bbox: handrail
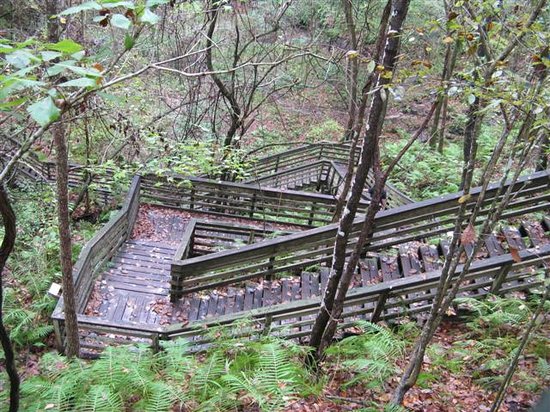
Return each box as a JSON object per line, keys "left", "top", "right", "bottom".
{"left": 252, "top": 143, "right": 413, "bottom": 206}
{"left": 170, "top": 170, "right": 549, "bottom": 298}
{"left": 165, "top": 244, "right": 550, "bottom": 340}
{"left": 52, "top": 175, "right": 141, "bottom": 334}
{"left": 140, "top": 173, "right": 367, "bottom": 227}
{"left": 52, "top": 243, "right": 550, "bottom": 348}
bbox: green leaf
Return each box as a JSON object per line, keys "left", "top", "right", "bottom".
{"left": 146, "top": 0, "right": 170, "bottom": 6}
{"left": 467, "top": 94, "right": 476, "bottom": 105}
{"left": 71, "top": 50, "right": 86, "bottom": 61}
{"left": 58, "top": 78, "right": 97, "bottom": 88}
{"left": 140, "top": 8, "right": 159, "bottom": 24}
{"left": 47, "top": 39, "right": 83, "bottom": 54}
{"left": 45, "top": 60, "right": 77, "bottom": 77}
{"left": 366, "top": 60, "right": 376, "bottom": 74}
{"left": 41, "top": 51, "right": 63, "bottom": 61}
{"left": 102, "top": 1, "right": 136, "bottom": 9}
{"left": 124, "top": 33, "right": 135, "bottom": 50}
{"left": 110, "top": 13, "right": 132, "bottom": 29}
{"left": 59, "top": 1, "right": 102, "bottom": 15}
{"left": 27, "top": 97, "right": 60, "bottom": 126}
{"left": 5, "top": 50, "right": 36, "bottom": 69}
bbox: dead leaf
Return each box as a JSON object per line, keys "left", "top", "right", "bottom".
{"left": 510, "top": 247, "right": 522, "bottom": 263}
{"left": 461, "top": 223, "right": 476, "bottom": 245}
{"left": 458, "top": 193, "right": 472, "bottom": 204}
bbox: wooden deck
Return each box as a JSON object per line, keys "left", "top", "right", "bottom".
{"left": 85, "top": 211, "right": 550, "bottom": 334}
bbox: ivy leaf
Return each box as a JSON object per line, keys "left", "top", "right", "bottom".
{"left": 27, "top": 97, "right": 61, "bottom": 126}
{"left": 58, "top": 78, "right": 97, "bottom": 88}
{"left": 110, "top": 13, "right": 132, "bottom": 29}
{"left": 47, "top": 39, "right": 83, "bottom": 54}
{"left": 59, "top": 1, "right": 102, "bottom": 15}
{"left": 140, "top": 8, "right": 160, "bottom": 24}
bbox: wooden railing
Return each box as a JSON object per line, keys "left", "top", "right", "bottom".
{"left": 173, "top": 218, "right": 293, "bottom": 260}
{"left": 167, "top": 244, "right": 549, "bottom": 343}
{"left": 51, "top": 176, "right": 141, "bottom": 350}
{"left": 170, "top": 170, "right": 550, "bottom": 299}
{"left": 51, "top": 243, "right": 550, "bottom": 352}
{"left": 252, "top": 143, "right": 414, "bottom": 207}
{"left": 1, "top": 141, "right": 116, "bottom": 204}
{"left": 140, "top": 174, "right": 366, "bottom": 227}
{"left": 245, "top": 160, "right": 342, "bottom": 194}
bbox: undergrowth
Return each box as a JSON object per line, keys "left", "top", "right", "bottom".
{"left": 5, "top": 334, "right": 318, "bottom": 412}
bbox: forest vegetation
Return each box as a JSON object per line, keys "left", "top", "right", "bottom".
{"left": 0, "top": 0, "right": 549, "bottom": 411}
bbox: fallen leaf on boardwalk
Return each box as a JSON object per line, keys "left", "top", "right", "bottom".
{"left": 510, "top": 247, "right": 521, "bottom": 263}
{"left": 458, "top": 193, "right": 472, "bottom": 204}
{"left": 461, "top": 223, "right": 476, "bottom": 245}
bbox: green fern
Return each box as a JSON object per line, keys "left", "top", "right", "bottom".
{"left": 76, "top": 385, "right": 124, "bottom": 412}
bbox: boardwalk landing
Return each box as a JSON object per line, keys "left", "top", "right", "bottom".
{"left": 85, "top": 206, "right": 550, "bottom": 337}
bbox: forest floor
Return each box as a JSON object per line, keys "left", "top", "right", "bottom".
{"left": 286, "top": 313, "right": 549, "bottom": 412}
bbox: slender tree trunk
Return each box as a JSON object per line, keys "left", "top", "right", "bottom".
{"left": 341, "top": 0, "right": 359, "bottom": 142}
{"left": 309, "top": 0, "right": 411, "bottom": 357}
{"left": 53, "top": 122, "right": 80, "bottom": 358}
{"left": 0, "top": 185, "right": 19, "bottom": 412}
{"left": 332, "top": 0, "right": 392, "bottom": 221}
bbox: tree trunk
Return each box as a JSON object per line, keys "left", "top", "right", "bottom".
{"left": 332, "top": 0, "right": 392, "bottom": 221}
{"left": 0, "top": 185, "right": 20, "bottom": 412}
{"left": 53, "top": 122, "right": 80, "bottom": 358}
{"left": 309, "top": 0, "right": 411, "bottom": 357}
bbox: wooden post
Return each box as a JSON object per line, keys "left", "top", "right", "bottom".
{"left": 308, "top": 202, "right": 316, "bottom": 226}
{"left": 151, "top": 333, "right": 161, "bottom": 353}
{"left": 267, "top": 256, "right": 275, "bottom": 281}
{"left": 250, "top": 193, "right": 256, "bottom": 218}
{"left": 490, "top": 265, "right": 512, "bottom": 294}
{"left": 53, "top": 319, "right": 65, "bottom": 353}
{"left": 190, "top": 188, "right": 195, "bottom": 210}
{"left": 371, "top": 291, "right": 389, "bottom": 323}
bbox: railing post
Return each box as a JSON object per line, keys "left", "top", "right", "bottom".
{"left": 190, "top": 188, "right": 195, "bottom": 210}
{"left": 250, "top": 193, "right": 256, "bottom": 218}
{"left": 274, "top": 156, "right": 280, "bottom": 173}
{"left": 53, "top": 319, "right": 65, "bottom": 353}
{"left": 308, "top": 202, "right": 316, "bottom": 226}
{"left": 490, "top": 265, "right": 512, "bottom": 294}
{"left": 371, "top": 291, "right": 389, "bottom": 323}
{"left": 267, "top": 256, "right": 275, "bottom": 281}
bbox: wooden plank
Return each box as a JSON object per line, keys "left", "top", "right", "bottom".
{"left": 301, "top": 272, "right": 311, "bottom": 299}
{"left": 310, "top": 273, "right": 320, "bottom": 297}
{"left": 281, "top": 279, "right": 292, "bottom": 303}
{"left": 243, "top": 287, "right": 254, "bottom": 311}
{"left": 320, "top": 268, "right": 329, "bottom": 293}
{"left": 262, "top": 282, "right": 273, "bottom": 307}
{"left": 215, "top": 296, "right": 227, "bottom": 316}
{"left": 502, "top": 227, "right": 527, "bottom": 250}
{"left": 198, "top": 298, "right": 209, "bottom": 320}
{"left": 206, "top": 294, "right": 218, "bottom": 318}
{"left": 380, "top": 255, "right": 400, "bottom": 282}
{"left": 419, "top": 244, "right": 441, "bottom": 272}
{"left": 359, "top": 257, "right": 379, "bottom": 285}
{"left": 111, "top": 295, "right": 129, "bottom": 322}
{"left": 521, "top": 221, "right": 547, "bottom": 247}
{"left": 188, "top": 297, "right": 201, "bottom": 322}
{"left": 235, "top": 292, "right": 245, "bottom": 313}
{"left": 225, "top": 290, "right": 237, "bottom": 315}
{"left": 252, "top": 288, "right": 263, "bottom": 309}
{"left": 484, "top": 233, "right": 505, "bottom": 257}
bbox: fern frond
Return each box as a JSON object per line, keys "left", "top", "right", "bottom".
{"left": 76, "top": 384, "right": 123, "bottom": 412}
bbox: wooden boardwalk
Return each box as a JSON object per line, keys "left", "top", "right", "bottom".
{"left": 86, "top": 213, "right": 550, "bottom": 332}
